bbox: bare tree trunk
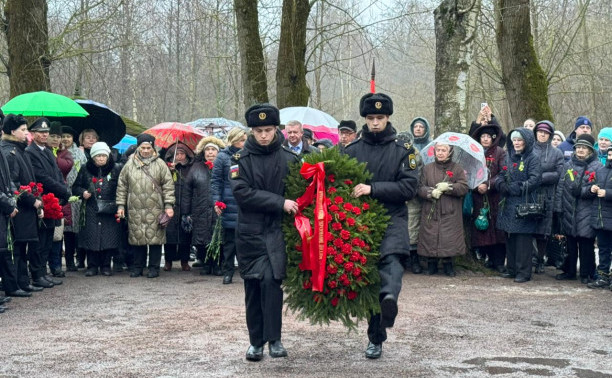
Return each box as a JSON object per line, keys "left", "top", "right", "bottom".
{"left": 119, "top": 0, "right": 133, "bottom": 116}
{"left": 578, "top": 0, "right": 597, "bottom": 124}
{"left": 496, "top": 0, "right": 553, "bottom": 124}
{"left": 276, "top": 0, "right": 311, "bottom": 109}
{"left": 73, "top": 0, "right": 88, "bottom": 98}
{"left": 4, "top": 0, "right": 51, "bottom": 97}
{"left": 234, "top": 0, "right": 268, "bottom": 107}
{"left": 434, "top": 0, "right": 481, "bottom": 134}
{"left": 312, "top": 2, "right": 325, "bottom": 109}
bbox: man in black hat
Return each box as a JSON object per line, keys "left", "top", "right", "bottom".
{"left": 25, "top": 118, "right": 71, "bottom": 287}
{"left": 338, "top": 120, "right": 357, "bottom": 150}
{"left": 230, "top": 103, "right": 300, "bottom": 361}
{"left": 345, "top": 93, "right": 418, "bottom": 359}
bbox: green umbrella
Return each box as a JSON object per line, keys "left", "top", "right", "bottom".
{"left": 1, "top": 91, "right": 89, "bottom": 117}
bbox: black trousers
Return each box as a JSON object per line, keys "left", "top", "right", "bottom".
{"left": 506, "top": 233, "right": 533, "bottom": 280}
{"left": 244, "top": 263, "right": 283, "bottom": 347}
{"left": 222, "top": 228, "right": 236, "bottom": 276}
{"left": 64, "top": 231, "right": 77, "bottom": 266}
{"left": 0, "top": 248, "right": 19, "bottom": 294}
{"left": 164, "top": 243, "right": 190, "bottom": 263}
{"left": 86, "top": 249, "right": 113, "bottom": 271}
{"left": 368, "top": 254, "right": 404, "bottom": 345}
{"left": 132, "top": 245, "right": 162, "bottom": 272}
{"left": 36, "top": 227, "right": 54, "bottom": 278}
{"left": 15, "top": 241, "right": 38, "bottom": 286}
{"left": 562, "top": 236, "right": 596, "bottom": 279}
{"left": 480, "top": 243, "right": 506, "bottom": 268}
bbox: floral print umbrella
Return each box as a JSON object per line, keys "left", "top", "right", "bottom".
{"left": 143, "top": 122, "right": 206, "bottom": 151}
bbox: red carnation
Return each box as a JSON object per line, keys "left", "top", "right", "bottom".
{"left": 351, "top": 238, "right": 361, "bottom": 247}
{"left": 96, "top": 188, "right": 101, "bottom": 193}
{"left": 205, "top": 161, "right": 213, "bottom": 169}
{"left": 350, "top": 251, "right": 361, "bottom": 262}
{"left": 329, "top": 205, "right": 340, "bottom": 213}
{"left": 92, "top": 177, "right": 98, "bottom": 183}
{"left": 360, "top": 255, "right": 367, "bottom": 264}
{"left": 585, "top": 171, "right": 589, "bottom": 175}
{"left": 98, "top": 178, "right": 103, "bottom": 183}
{"left": 326, "top": 246, "right": 336, "bottom": 256}
{"left": 333, "top": 238, "right": 344, "bottom": 248}
{"left": 341, "top": 244, "right": 352, "bottom": 254}
{"left": 328, "top": 187, "right": 337, "bottom": 194}
{"left": 327, "top": 174, "right": 335, "bottom": 183}
{"left": 502, "top": 166, "right": 508, "bottom": 171}
{"left": 346, "top": 218, "right": 356, "bottom": 226}
{"left": 343, "top": 202, "right": 353, "bottom": 211}
{"left": 339, "top": 273, "right": 348, "bottom": 282}
{"left": 352, "top": 207, "right": 361, "bottom": 215}
{"left": 334, "top": 196, "right": 343, "bottom": 204}
{"left": 313, "top": 295, "right": 322, "bottom": 303}
{"left": 343, "top": 262, "right": 354, "bottom": 272}
{"left": 340, "top": 229, "right": 350, "bottom": 240}
{"left": 352, "top": 267, "right": 362, "bottom": 277}
{"left": 326, "top": 265, "right": 338, "bottom": 275}
{"left": 332, "top": 222, "right": 342, "bottom": 231}
{"left": 334, "top": 254, "right": 345, "bottom": 264}
{"left": 215, "top": 201, "right": 227, "bottom": 209}
{"left": 328, "top": 280, "right": 338, "bottom": 289}
{"left": 513, "top": 163, "right": 518, "bottom": 168}
{"left": 347, "top": 291, "right": 357, "bottom": 300}
{"left": 446, "top": 170, "right": 454, "bottom": 178}
{"left": 338, "top": 211, "right": 346, "bottom": 221}
{"left": 362, "top": 203, "right": 370, "bottom": 211}
{"left": 331, "top": 297, "right": 339, "bottom": 307}
{"left": 344, "top": 179, "right": 353, "bottom": 185}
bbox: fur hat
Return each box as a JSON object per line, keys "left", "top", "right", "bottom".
{"left": 574, "top": 116, "right": 592, "bottom": 130}
{"left": 29, "top": 117, "right": 51, "bottom": 132}
{"left": 313, "top": 138, "right": 333, "bottom": 149}
{"left": 137, "top": 133, "right": 155, "bottom": 147}
{"left": 359, "top": 93, "right": 393, "bottom": 117}
{"left": 574, "top": 134, "right": 595, "bottom": 152}
{"left": 49, "top": 121, "right": 63, "bottom": 136}
{"left": 244, "top": 103, "right": 280, "bottom": 127}
{"left": 195, "top": 136, "right": 225, "bottom": 155}
{"left": 90, "top": 142, "right": 111, "bottom": 158}
{"left": 2, "top": 114, "right": 27, "bottom": 134}
{"left": 303, "top": 128, "right": 314, "bottom": 140}
{"left": 338, "top": 120, "right": 357, "bottom": 133}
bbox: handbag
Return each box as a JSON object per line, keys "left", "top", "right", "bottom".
{"left": 463, "top": 190, "right": 473, "bottom": 217}
{"left": 53, "top": 219, "right": 64, "bottom": 242}
{"left": 96, "top": 199, "right": 118, "bottom": 214}
{"left": 546, "top": 235, "right": 567, "bottom": 268}
{"left": 141, "top": 164, "right": 173, "bottom": 228}
{"left": 474, "top": 195, "right": 490, "bottom": 231}
{"left": 515, "top": 183, "right": 545, "bottom": 219}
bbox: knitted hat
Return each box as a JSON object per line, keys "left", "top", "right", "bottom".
{"left": 574, "top": 134, "right": 595, "bottom": 152}
{"left": 137, "top": 133, "right": 155, "bottom": 147}
{"left": 338, "top": 120, "right": 357, "bottom": 132}
{"left": 29, "top": 117, "right": 51, "bottom": 132}
{"left": 535, "top": 120, "right": 554, "bottom": 135}
{"left": 553, "top": 130, "right": 565, "bottom": 142}
{"left": 2, "top": 114, "right": 27, "bottom": 134}
{"left": 244, "top": 103, "right": 280, "bottom": 127}
{"left": 49, "top": 121, "right": 63, "bottom": 136}
{"left": 90, "top": 142, "right": 111, "bottom": 158}
{"left": 359, "top": 93, "right": 393, "bottom": 117}
{"left": 574, "top": 116, "right": 592, "bottom": 129}
{"left": 598, "top": 127, "right": 612, "bottom": 142}
{"left": 510, "top": 131, "right": 523, "bottom": 140}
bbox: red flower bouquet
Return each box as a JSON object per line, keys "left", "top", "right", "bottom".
{"left": 42, "top": 193, "right": 63, "bottom": 220}
{"left": 283, "top": 148, "right": 389, "bottom": 330}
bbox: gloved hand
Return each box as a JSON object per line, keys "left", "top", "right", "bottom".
{"left": 509, "top": 182, "right": 521, "bottom": 196}
{"left": 435, "top": 182, "right": 453, "bottom": 192}
{"left": 431, "top": 188, "right": 443, "bottom": 199}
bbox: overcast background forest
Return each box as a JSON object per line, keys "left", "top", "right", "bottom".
{"left": 0, "top": 0, "right": 610, "bottom": 137}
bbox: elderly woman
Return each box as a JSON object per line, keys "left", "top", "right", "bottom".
{"left": 555, "top": 134, "right": 602, "bottom": 283}
{"left": 72, "top": 142, "right": 122, "bottom": 276}
{"left": 417, "top": 143, "right": 469, "bottom": 276}
{"left": 495, "top": 128, "right": 542, "bottom": 283}
{"left": 468, "top": 120, "right": 507, "bottom": 272}
{"left": 79, "top": 128, "right": 99, "bottom": 160}
{"left": 185, "top": 136, "right": 225, "bottom": 275}
{"left": 211, "top": 127, "right": 248, "bottom": 284}
{"left": 531, "top": 121, "right": 564, "bottom": 273}
{"left": 163, "top": 142, "right": 194, "bottom": 272}
{"left": 116, "top": 134, "right": 175, "bottom": 278}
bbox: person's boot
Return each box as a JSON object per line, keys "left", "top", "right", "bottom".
{"left": 181, "top": 261, "right": 191, "bottom": 271}
{"left": 101, "top": 267, "right": 112, "bottom": 276}
{"left": 65, "top": 255, "right": 77, "bottom": 272}
{"left": 163, "top": 260, "right": 172, "bottom": 271}
{"left": 213, "top": 264, "right": 223, "bottom": 276}
{"left": 426, "top": 258, "right": 438, "bottom": 275}
{"left": 587, "top": 276, "right": 609, "bottom": 289}
{"left": 443, "top": 259, "right": 456, "bottom": 277}
{"left": 192, "top": 259, "right": 204, "bottom": 268}
{"left": 410, "top": 253, "right": 422, "bottom": 274}
{"left": 200, "top": 265, "right": 212, "bottom": 276}
{"left": 51, "top": 268, "right": 65, "bottom": 278}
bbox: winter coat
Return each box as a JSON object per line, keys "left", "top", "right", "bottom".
{"left": 494, "top": 128, "right": 542, "bottom": 234}
{"left": 211, "top": 146, "right": 240, "bottom": 230}
{"left": 231, "top": 130, "right": 300, "bottom": 280}
{"left": 591, "top": 159, "right": 612, "bottom": 231}
{"left": 532, "top": 139, "right": 564, "bottom": 236}
{"left": 282, "top": 137, "right": 318, "bottom": 156}
{"left": 53, "top": 148, "right": 75, "bottom": 229}
{"left": 182, "top": 156, "right": 214, "bottom": 247}
{"left": 0, "top": 138, "right": 40, "bottom": 242}
{"left": 163, "top": 143, "right": 194, "bottom": 245}
{"left": 410, "top": 117, "right": 431, "bottom": 152}
{"left": 116, "top": 151, "right": 175, "bottom": 246}
{"left": 554, "top": 153, "right": 602, "bottom": 238}
{"left": 468, "top": 122, "right": 507, "bottom": 247}
{"left": 0, "top": 148, "right": 17, "bottom": 251}
{"left": 345, "top": 122, "right": 419, "bottom": 257}
{"left": 558, "top": 133, "right": 576, "bottom": 161}
{"left": 72, "top": 158, "right": 122, "bottom": 251}
{"left": 64, "top": 143, "right": 87, "bottom": 232}
{"left": 417, "top": 160, "right": 469, "bottom": 257}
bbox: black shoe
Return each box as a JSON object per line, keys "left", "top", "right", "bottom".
{"left": 555, "top": 273, "right": 576, "bottom": 281}
{"left": 223, "top": 275, "right": 233, "bottom": 284}
{"left": 200, "top": 266, "right": 212, "bottom": 276}
{"left": 514, "top": 276, "right": 530, "bottom": 283}
{"left": 587, "top": 278, "right": 610, "bottom": 289}
{"left": 0, "top": 306, "right": 5, "bottom": 313}
{"left": 130, "top": 270, "right": 143, "bottom": 278}
{"left": 365, "top": 342, "right": 382, "bottom": 359}
{"left": 66, "top": 265, "right": 78, "bottom": 272}
{"left": 443, "top": 262, "right": 456, "bottom": 277}
{"left": 0, "top": 296, "right": 11, "bottom": 304}
{"left": 534, "top": 263, "right": 545, "bottom": 274}
{"left": 21, "top": 285, "right": 43, "bottom": 292}
{"left": 426, "top": 261, "right": 438, "bottom": 275}
{"left": 101, "top": 268, "right": 112, "bottom": 276}
{"left": 7, "top": 289, "right": 32, "bottom": 298}
{"left": 411, "top": 254, "right": 423, "bottom": 274}
{"left": 45, "top": 276, "right": 62, "bottom": 285}
{"left": 213, "top": 266, "right": 223, "bottom": 276}
{"left": 501, "top": 272, "right": 516, "bottom": 279}
{"left": 380, "top": 294, "right": 398, "bottom": 328}
{"left": 246, "top": 345, "right": 264, "bottom": 361}
{"left": 77, "top": 262, "right": 85, "bottom": 269}
{"left": 85, "top": 269, "right": 98, "bottom": 277}
{"left": 268, "top": 340, "right": 287, "bottom": 358}
{"left": 32, "top": 278, "right": 53, "bottom": 288}
{"left": 147, "top": 270, "right": 159, "bottom": 278}
{"left": 192, "top": 259, "right": 204, "bottom": 268}
{"left": 51, "top": 269, "right": 65, "bottom": 278}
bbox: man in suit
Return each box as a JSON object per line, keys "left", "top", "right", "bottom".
{"left": 25, "top": 118, "right": 71, "bottom": 286}
{"left": 282, "top": 120, "right": 318, "bottom": 156}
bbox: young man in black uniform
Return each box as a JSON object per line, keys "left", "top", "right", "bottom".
{"left": 230, "top": 104, "right": 300, "bottom": 361}
{"left": 345, "top": 93, "right": 419, "bottom": 359}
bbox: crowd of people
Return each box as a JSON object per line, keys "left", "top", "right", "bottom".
{"left": 0, "top": 95, "right": 610, "bottom": 362}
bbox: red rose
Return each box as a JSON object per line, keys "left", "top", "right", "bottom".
{"left": 346, "top": 218, "right": 356, "bottom": 226}
{"left": 205, "top": 161, "right": 213, "bottom": 169}
{"left": 341, "top": 244, "right": 352, "bottom": 254}
{"left": 92, "top": 177, "right": 98, "bottom": 183}
{"left": 502, "top": 166, "right": 508, "bottom": 171}
{"left": 331, "top": 297, "right": 339, "bottom": 307}
{"left": 96, "top": 188, "right": 101, "bottom": 193}
{"left": 347, "top": 291, "right": 357, "bottom": 300}
{"left": 340, "top": 229, "right": 350, "bottom": 240}
{"left": 326, "top": 265, "right": 338, "bottom": 275}
{"left": 343, "top": 202, "right": 353, "bottom": 211}
{"left": 446, "top": 170, "right": 454, "bottom": 178}
{"left": 344, "top": 179, "right": 353, "bottom": 185}
{"left": 351, "top": 207, "right": 361, "bottom": 215}
{"left": 329, "top": 205, "right": 340, "bottom": 213}
{"left": 352, "top": 267, "right": 362, "bottom": 277}
{"left": 338, "top": 211, "right": 346, "bottom": 221}
{"left": 332, "top": 222, "right": 342, "bottom": 231}
{"left": 327, "top": 174, "right": 335, "bottom": 183}
{"left": 513, "top": 163, "right": 518, "bottom": 168}
{"left": 328, "top": 280, "right": 338, "bottom": 289}
{"left": 362, "top": 203, "right": 370, "bottom": 211}
{"left": 334, "top": 254, "right": 345, "bottom": 264}
{"left": 585, "top": 171, "right": 589, "bottom": 175}
{"left": 334, "top": 196, "right": 343, "bottom": 204}
{"left": 339, "top": 273, "right": 348, "bottom": 282}
{"left": 328, "top": 187, "right": 337, "bottom": 194}
{"left": 333, "top": 238, "right": 344, "bottom": 248}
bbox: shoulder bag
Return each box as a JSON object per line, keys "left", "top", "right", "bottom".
{"left": 515, "top": 182, "right": 545, "bottom": 219}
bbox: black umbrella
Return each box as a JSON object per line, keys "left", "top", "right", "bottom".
{"left": 50, "top": 99, "right": 126, "bottom": 146}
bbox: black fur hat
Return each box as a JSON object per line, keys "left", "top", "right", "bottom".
{"left": 359, "top": 93, "right": 393, "bottom": 117}
{"left": 244, "top": 103, "right": 280, "bottom": 127}
{"left": 2, "top": 114, "right": 28, "bottom": 134}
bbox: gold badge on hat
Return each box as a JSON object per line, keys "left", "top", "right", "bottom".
{"left": 259, "top": 112, "right": 267, "bottom": 120}
{"left": 375, "top": 101, "right": 382, "bottom": 109}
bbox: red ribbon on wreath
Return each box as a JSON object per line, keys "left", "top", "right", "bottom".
{"left": 294, "top": 162, "right": 329, "bottom": 292}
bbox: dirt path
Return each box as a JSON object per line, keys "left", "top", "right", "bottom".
{"left": 1, "top": 266, "right": 611, "bottom": 377}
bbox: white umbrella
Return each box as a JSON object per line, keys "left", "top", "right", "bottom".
{"left": 280, "top": 106, "right": 339, "bottom": 144}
